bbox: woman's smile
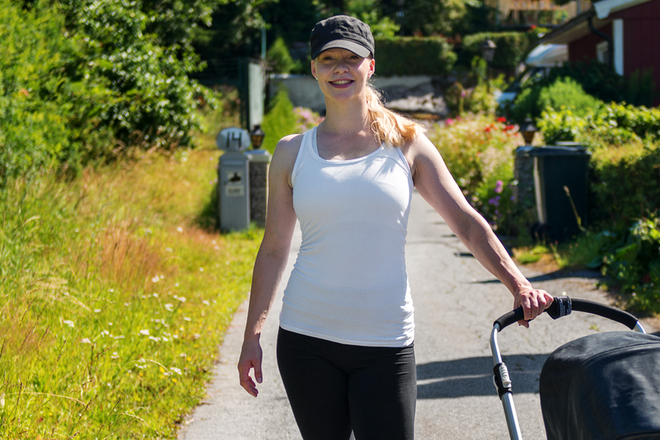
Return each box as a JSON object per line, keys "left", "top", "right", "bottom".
{"left": 328, "top": 79, "right": 354, "bottom": 88}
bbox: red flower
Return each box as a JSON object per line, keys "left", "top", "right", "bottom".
{"left": 497, "top": 117, "right": 506, "bottom": 123}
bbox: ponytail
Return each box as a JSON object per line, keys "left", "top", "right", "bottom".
{"left": 365, "top": 84, "right": 425, "bottom": 147}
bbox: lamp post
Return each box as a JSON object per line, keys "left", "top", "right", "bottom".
{"left": 249, "top": 124, "right": 265, "bottom": 149}
{"left": 522, "top": 118, "right": 537, "bottom": 145}
{"left": 481, "top": 39, "right": 497, "bottom": 92}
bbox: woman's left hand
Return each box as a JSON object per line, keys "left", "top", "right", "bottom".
{"left": 513, "top": 286, "right": 554, "bottom": 328}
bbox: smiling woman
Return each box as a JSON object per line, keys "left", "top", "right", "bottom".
{"left": 237, "top": 14, "right": 553, "bottom": 440}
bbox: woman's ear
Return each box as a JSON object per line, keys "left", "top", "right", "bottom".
{"left": 311, "top": 60, "right": 317, "bottom": 79}
{"left": 369, "top": 58, "right": 375, "bottom": 78}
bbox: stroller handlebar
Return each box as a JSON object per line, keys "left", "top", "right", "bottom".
{"left": 494, "top": 296, "right": 640, "bottom": 331}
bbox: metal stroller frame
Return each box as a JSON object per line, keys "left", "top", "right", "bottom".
{"left": 490, "top": 296, "right": 647, "bottom": 440}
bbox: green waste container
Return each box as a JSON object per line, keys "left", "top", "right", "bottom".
{"left": 515, "top": 145, "right": 591, "bottom": 242}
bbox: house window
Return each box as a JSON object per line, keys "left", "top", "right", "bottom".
{"left": 596, "top": 41, "right": 609, "bottom": 65}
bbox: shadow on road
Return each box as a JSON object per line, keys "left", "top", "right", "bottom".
{"left": 416, "top": 354, "right": 550, "bottom": 399}
{"left": 472, "top": 269, "right": 603, "bottom": 285}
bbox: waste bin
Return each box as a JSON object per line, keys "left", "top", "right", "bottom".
{"left": 515, "top": 145, "right": 591, "bottom": 242}
{"left": 217, "top": 128, "right": 251, "bottom": 231}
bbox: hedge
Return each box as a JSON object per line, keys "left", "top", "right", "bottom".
{"left": 460, "top": 32, "right": 532, "bottom": 71}
{"left": 374, "top": 36, "right": 457, "bottom": 76}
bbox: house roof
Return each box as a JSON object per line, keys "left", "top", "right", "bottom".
{"left": 594, "top": 0, "right": 653, "bottom": 18}
{"left": 538, "top": 9, "right": 605, "bottom": 45}
{"left": 538, "top": 0, "right": 653, "bottom": 45}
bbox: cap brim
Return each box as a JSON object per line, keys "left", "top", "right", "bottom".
{"left": 312, "top": 40, "right": 371, "bottom": 59}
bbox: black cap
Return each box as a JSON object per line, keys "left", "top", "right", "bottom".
{"left": 310, "top": 15, "right": 375, "bottom": 60}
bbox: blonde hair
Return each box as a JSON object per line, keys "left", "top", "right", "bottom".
{"left": 365, "top": 84, "right": 425, "bottom": 147}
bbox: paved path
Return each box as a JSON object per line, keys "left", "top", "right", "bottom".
{"left": 178, "top": 191, "right": 658, "bottom": 440}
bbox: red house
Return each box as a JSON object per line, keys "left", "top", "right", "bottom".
{"left": 539, "top": 0, "right": 660, "bottom": 106}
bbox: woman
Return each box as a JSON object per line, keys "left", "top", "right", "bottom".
{"left": 238, "top": 15, "right": 553, "bottom": 440}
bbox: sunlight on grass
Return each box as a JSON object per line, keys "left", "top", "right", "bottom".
{"left": 0, "top": 148, "right": 262, "bottom": 437}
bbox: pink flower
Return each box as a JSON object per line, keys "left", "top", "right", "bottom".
{"left": 495, "top": 180, "right": 504, "bottom": 193}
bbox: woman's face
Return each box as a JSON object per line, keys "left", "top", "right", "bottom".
{"left": 311, "top": 48, "right": 375, "bottom": 102}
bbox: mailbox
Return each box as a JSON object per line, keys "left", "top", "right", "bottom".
{"left": 217, "top": 128, "right": 251, "bottom": 231}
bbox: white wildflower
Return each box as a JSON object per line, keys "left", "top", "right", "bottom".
{"left": 139, "top": 329, "right": 150, "bottom": 336}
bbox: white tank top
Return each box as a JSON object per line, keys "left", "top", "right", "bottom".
{"left": 280, "top": 127, "right": 415, "bottom": 347}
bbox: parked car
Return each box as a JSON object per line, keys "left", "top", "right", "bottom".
{"left": 495, "top": 44, "right": 568, "bottom": 108}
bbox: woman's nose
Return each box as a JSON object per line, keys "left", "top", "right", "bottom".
{"left": 333, "top": 60, "right": 349, "bottom": 73}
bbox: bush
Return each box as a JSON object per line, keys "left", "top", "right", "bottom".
{"left": 538, "top": 102, "right": 660, "bottom": 145}
{"left": 511, "top": 76, "right": 602, "bottom": 124}
{"left": 517, "top": 60, "right": 657, "bottom": 110}
{"left": 588, "top": 138, "right": 660, "bottom": 226}
{"left": 374, "top": 36, "right": 457, "bottom": 76}
{"left": 568, "top": 217, "right": 660, "bottom": 314}
{"left": 261, "top": 88, "right": 298, "bottom": 154}
{"left": 267, "top": 36, "right": 301, "bottom": 74}
{"left": 0, "top": 0, "right": 214, "bottom": 185}
{"left": 460, "top": 32, "right": 531, "bottom": 71}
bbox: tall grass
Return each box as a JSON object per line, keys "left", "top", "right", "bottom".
{"left": 0, "top": 147, "right": 262, "bottom": 437}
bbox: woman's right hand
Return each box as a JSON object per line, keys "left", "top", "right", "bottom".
{"left": 238, "top": 337, "right": 263, "bottom": 397}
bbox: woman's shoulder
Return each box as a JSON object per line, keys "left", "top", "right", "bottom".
{"left": 399, "top": 132, "right": 436, "bottom": 162}
{"left": 270, "top": 132, "right": 308, "bottom": 181}
{"left": 273, "top": 133, "right": 305, "bottom": 164}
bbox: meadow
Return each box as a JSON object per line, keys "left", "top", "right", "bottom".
{"left": 0, "top": 143, "right": 262, "bottom": 438}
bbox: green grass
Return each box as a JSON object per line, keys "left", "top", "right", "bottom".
{"left": 0, "top": 146, "right": 262, "bottom": 438}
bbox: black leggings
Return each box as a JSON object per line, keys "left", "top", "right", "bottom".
{"left": 276, "top": 328, "right": 416, "bottom": 440}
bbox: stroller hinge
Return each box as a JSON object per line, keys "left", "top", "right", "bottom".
{"left": 493, "top": 362, "right": 512, "bottom": 399}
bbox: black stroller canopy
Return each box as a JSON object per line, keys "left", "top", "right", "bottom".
{"left": 540, "top": 331, "right": 660, "bottom": 440}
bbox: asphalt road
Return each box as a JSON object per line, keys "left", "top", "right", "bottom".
{"left": 178, "top": 190, "right": 658, "bottom": 440}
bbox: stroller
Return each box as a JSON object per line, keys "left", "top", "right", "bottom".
{"left": 490, "top": 296, "right": 660, "bottom": 440}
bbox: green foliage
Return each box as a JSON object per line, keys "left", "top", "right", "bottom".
{"left": 0, "top": 149, "right": 262, "bottom": 437}
{"left": 267, "top": 36, "right": 301, "bottom": 74}
{"left": 0, "top": 0, "right": 98, "bottom": 183}
{"left": 513, "top": 76, "right": 602, "bottom": 125}
{"left": 58, "top": 0, "right": 210, "bottom": 150}
{"left": 398, "top": 0, "right": 470, "bottom": 36}
{"left": 0, "top": 0, "right": 216, "bottom": 185}
{"left": 194, "top": 0, "right": 271, "bottom": 61}
{"left": 461, "top": 31, "right": 531, "bottom": 71}
{"left": 538, "top": 102, "right": 660, "bottom": 145}
{"left": 444, "top": 58, "right": 505, "bottom": 116}
{"left": 345, "top": 0, "right": 401, "bottom": 38}
{"left": 568, "top": 217, "right": 660, "bottom": 314}
{"left": 536, "top": 108, "right": 589, "bottom": 144}
{"left": 588, "top": 138, "right": 660, "bottom": 226}
{"left": 517, "top": 60, "right": 657, "bottom": 110}
{"left": 261, "top": 88, "right": 298, "bottom": 154}
{"left": 374, "top": 36, "right": 457, "bottom": 76}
